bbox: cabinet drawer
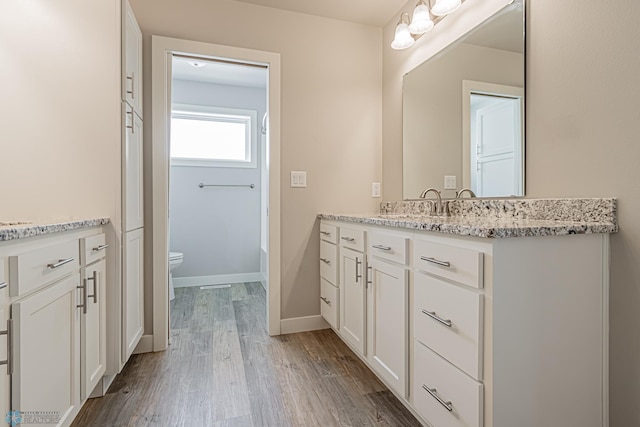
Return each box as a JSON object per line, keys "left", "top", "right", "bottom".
{"left": 80, "top": 233, "right": 108, "bottom": 266}
{"left": 320, "top": 278, "right": 339, "bottom": 330}
{"left": 368, "top": 231, "right": 408, "bottom": 265}
{"left": 9, "top": 239, "right": 79, "bottom": 297}
{"left": 413, "top": 341, "right": 483, "bottom": 427}
{"left": 320, "top": 240, "right": 338, "bottom": 285}
{"left": 414, "top": 273, "right": 483, "bottom": 380}
{"left": 320, "top": 223, "right": 338, "bottom": 244}
{"left": 414, "top": 239, "right": 483, "bottom": 289}
{"left": 339, "top": 227, "right": 365, "bottom": 252}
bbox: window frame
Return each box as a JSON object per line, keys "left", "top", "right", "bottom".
{"left": 170, "top": 103, "right": 258, "bottom": 168}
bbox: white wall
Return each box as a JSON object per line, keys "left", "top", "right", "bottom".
{"left": 131, "top": 0, "right": 382, "bottom": 322}
{"left": 169, "top": 80, "right": 266, "bottom": 279}
{"left": 383, "top": 0, "right": 640, "bottom": 425}
{"left": 0, "top": 1, "right": 120, "bottom": 225}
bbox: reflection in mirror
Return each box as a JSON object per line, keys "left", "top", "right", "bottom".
{"left": 403, "top": 0, "right": 524, "bottom": 199}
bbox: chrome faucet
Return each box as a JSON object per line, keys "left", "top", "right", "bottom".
{"left": 419, "top": 188, "right": 444, "bottom": 216}
{"left": 456, "top": 188, "right": 476, "bottom": 199}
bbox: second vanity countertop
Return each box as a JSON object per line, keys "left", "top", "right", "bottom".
{"left": 320, "top": 198, "right": 619, "bottom": 238}
{"left": 0, "top": 218, "right": 111, "bottom": 242}
{"left": 318, "top": 213, "right": 618, "bottom": 238}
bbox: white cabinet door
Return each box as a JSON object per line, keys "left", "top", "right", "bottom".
{"left": 123, "top": 102, "right": 144, "bottom": 232}
{"left": 123, "top": 229, "right": 144, "bottom": 363}
{"left": 122, "top": 0, "right": 142, "bottom": 115}
{"left": 80, "top": 259, "right": 107, "bottom": 400}
{"left": 367, "top": 258, "right": 408, "bottom": 397}
{"left": 0, "top": 265, "right": 9, "bottom": 425}
{"left": 12, "top": 274, "right": 80, "bottom": 427}
{"left": 339, "top": 247, "right": 366, "bottom": 355}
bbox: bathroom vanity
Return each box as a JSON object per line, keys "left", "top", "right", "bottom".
{"left": 0, "top": 219, "right": 110, "bottom": 426}
{"left": 319, "top": 198, "right": 617, "bottom": 427}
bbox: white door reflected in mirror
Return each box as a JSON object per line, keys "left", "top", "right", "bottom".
{"left": 462, "top": 81, "right": 524, "bottom": 197}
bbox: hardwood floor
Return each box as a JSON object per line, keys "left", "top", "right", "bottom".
{"left": 73, "top": 283, "right": 421, "bottom": 427}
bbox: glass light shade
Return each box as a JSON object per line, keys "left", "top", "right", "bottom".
{"left": 431, "top": 0, "right": 461, "bottom": 16}
{"left": 391, "top": 21, "right": 415, "bottom": 50}
{"left": 408, "top": 3, "right": 434, "bottom": 35}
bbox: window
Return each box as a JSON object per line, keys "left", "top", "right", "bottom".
{"left": 170, "top": 104, "right": 258, "bottom": 168}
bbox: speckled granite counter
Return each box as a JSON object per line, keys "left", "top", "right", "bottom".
{"left": 320, "top": 198, "right": 618, "bottom": 238}
{"left": 0, "top": 218, "right": 111, "bottom": 242}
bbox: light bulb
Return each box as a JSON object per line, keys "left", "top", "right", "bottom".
{"left": 431, "top": 0, "right": 461, "bottom": 16}
{"left": 391, "top": 21, "right": 415, "bottom": 50}
{"left": 409, "top": 2, "right": 434, "bottom": 35}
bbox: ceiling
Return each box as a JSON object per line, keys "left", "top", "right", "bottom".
{"left": 172, "top": 56, "right": 268, "bottom": 88}
{"left": 232, "top": 0, "right": 407, "bottom": 27}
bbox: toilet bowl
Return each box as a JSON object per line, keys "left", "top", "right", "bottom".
{"left": 169, "top": 251, "right": 183, "bottom": 301}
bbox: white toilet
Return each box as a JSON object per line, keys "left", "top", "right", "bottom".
{"left": 169, "top": 251, "right": 183, "bottom": 301}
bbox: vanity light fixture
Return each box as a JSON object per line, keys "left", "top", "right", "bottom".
{"left": 391, "top": 0, "right": 463, "bottom": 50}
{"left": 391, "top": 12, "right": 415, "bottom": 50}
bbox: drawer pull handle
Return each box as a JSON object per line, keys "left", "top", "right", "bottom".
{"left": 422, "top": 309, "right": 452, "bottom": 327}
{"left": 92, "top": 244, "right": 109, "bottom": 252}
{"left": 422, "top": 385, "right": 453, "bottom": 412}
{"left": 320, "top": 258, "right": 331, "bottom": 265}
{"left": 77, "top": 279, "right": 88, "bottom": 314}
{"left": 0, "top": 319, "right": 14, "bottom": 375}
{"left": 366, "top": 264, "right": 372, "bottom": 288}
{"left": 341, "top": 237, "right": 355, "bottom": 242}
{"left": 320, "top": 296, "right": 331, "bottom": 306}
{"left": 47, "top": 257, "right": 75, "bottom": 269}
{"left": 355, "top": 257, "right": 362, "bottom": 283}
{"left": 0, "top": 282, "right": 6, "bottom": 290}
{"left": 420, "top": 256, "right": 451, "bottom": 267}
{"left": 372, "top": 245, "right": 392, "bottom": 251}
{"left": 126, "top": 73, "right": 135, "bottom": 98}
{"left": 320, "top": 231, "right": 331, "bottom": 236}
{"left": 87, "top": 271, "right": 98, "bottom": 304}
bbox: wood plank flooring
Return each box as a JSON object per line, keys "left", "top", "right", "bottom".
{"left": 72, "top": 282, "right": 421, "bottom": 427}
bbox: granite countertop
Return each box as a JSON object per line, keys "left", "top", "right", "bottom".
{"left": 0, "top": 218, "right": 111, "bottom": 242}
{"left": 319, "top": 210, "right": 618, "bottom": 238}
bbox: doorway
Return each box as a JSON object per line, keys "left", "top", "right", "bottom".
{"left": 151, "top": 36, "right": 281, "bottom": 351}
{"left": 462, "top": 80, "right": 525, "bottom": 197}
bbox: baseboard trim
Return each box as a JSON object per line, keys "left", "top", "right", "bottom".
{"left": 173, "top": 273, "right": 263, "bottom": 288}
{"left": 132, "top": 334, "right": 154, "bottom": 355}
{"left": 280, "top": 315, "right": 330, "bottom": 334}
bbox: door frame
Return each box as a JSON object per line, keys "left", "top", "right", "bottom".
{"left": 151, "top": 36, "right": 281, "bottom": 351}
{"left": 461, "top": 80, "right": 525, "bottom": 194}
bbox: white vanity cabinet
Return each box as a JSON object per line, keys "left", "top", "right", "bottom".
{"left": 0, "top": 225, "right": 108, "bottom": 427}
{"left": 79, "top": 235, "right": 108, "bottom": 400}
{"left": 319, "top": 223, "right": 339, "bottom": 330}
{"left": 320, "top": 218, "right": 610, "bottom": 427}
{"left": 122, "top": 0, "right": 143, "bottom": 117}
{"left": 0, "top": 260, "right": 9, "bottom": 424}
{"left": 7, "top": 236, "right": 83, "bottom": 427}
{"left": 366, "top": 230, "right": 410, "bottom": 398}
{"left": 123, "top": 228, "right": 144, "bottom": 362}
{"left": 338, "top": 227, "right": 367, "bottom": 356}
{"left": 119, "top": 0, "right": 145, "bottom": 369}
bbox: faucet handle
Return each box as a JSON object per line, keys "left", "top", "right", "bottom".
{"left": 428, "top": 201, "right": 437, "bottom": 216}
{"left": 440, "top": 200, "right": 451, "bottom": 217}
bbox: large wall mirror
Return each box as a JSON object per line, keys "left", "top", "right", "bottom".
{"left": 403, "top": 0, "right": 525, "bottom": 199}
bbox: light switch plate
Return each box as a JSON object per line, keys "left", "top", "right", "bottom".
{"left": 372, "top": 182, "right": 381, "bottom": 198}
{"left": 291, "top": 171, "right": 307, "bottom": 188}
{"left": 444, "top": 175, "right": 457, "bottom": 190}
